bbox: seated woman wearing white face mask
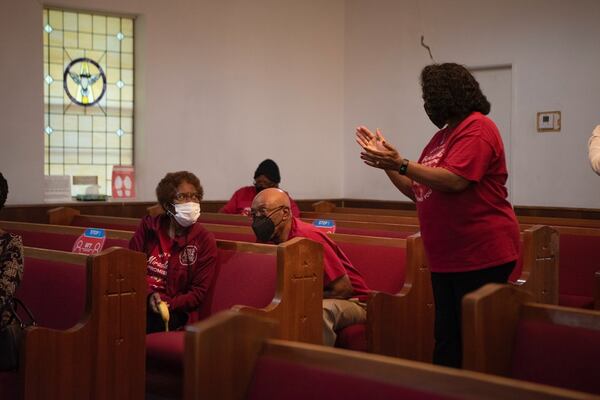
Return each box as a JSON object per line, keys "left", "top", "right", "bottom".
{"left": 129, "top": 171, "right": 217, "bottom": 333}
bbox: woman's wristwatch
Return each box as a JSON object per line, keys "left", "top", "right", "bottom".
{"left": 398, "top": 158, "right": 409, "bottom": 175}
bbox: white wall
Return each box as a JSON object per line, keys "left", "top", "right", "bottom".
{"left": 0, "top": 0, "right": 345, "bottom": 203}
{"left": 0, "top": 0, "right": 44, "bottom": 204}
{"left": 344, "top": 0, "right": 600, "bottom": 208}
{"left": 2, "top": 0, "right": 600, "bottom": 208}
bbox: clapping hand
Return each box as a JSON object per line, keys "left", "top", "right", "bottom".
{"left": 355, "top": 126, "right": 403, "bottom": 170}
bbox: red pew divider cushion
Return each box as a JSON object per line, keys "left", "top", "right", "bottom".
{"left": 246, "top": 355, "right": 456, "bottom": 400}
{"left": 510, "top": 319, "right": 600, "bottom": 394}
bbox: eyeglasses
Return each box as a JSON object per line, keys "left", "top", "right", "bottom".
{"left": 174, "top": 192, "right": 201, "bottom": 202}
{"left": 253, "top": 178, "right": 277, "bottom": 189}
{"left": 249, "top": 205, "right": 285, "bottom": 219}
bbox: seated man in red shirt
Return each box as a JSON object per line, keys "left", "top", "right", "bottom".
{"left": 220, "top": 159, "right": 300, "bottom": 217}
{"left": 250, "top": 188, "right": 370, "bottom": 346}
{"left": 129, "top": 171, "right": 217, "bottom": 333}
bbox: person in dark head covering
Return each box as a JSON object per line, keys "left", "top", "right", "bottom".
{"left": 220, "top": 159, "right": 300, "bottom": 216}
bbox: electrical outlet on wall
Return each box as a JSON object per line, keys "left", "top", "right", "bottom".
{"left": 537, "top": 111, "right": 561, "bottom": 132}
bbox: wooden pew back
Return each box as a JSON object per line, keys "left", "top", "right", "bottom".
{"left": 0, "top": 220, "right": 131, "bottom": 251}
{"left": 1, "top": 220, "right": 324, "bottom": 345}
{"left": 184, "top": 311, "right": 592, "bottom": 400}
{"left": 5, "top": 246, "right": 147, "bottom": 400}
{"left": 463, "top": 283, "right": 600, "bottom": 395}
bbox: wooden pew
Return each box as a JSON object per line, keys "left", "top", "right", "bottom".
{"left": 145, "top": 237, "right": 323, "bottom": 399}
{"left": 0, "top": 220, "right": 323, "bottom": 345}
{"left": 0, "top": 246, "right": 146, "bottom": 400}
{"left": 48, "top": 206, "right": 421, "bottom": 238}
{"left": 462, "top": 283, "right": 600, "bottom": 395}
{"left": 5, "top": 219, "right": 558, "bottom": 360}
{"left": 184, "top": 311, "right": 593, "bottom": 400}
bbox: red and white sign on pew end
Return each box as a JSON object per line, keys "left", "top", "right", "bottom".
{"left": 312, "top": 219, "right": 336, "bottom": 234}
{"left": 112, "top": 165, "right": 136, "bottom": 199}
{"left": 72, "top": 228, "right": 106, "bottom": 255}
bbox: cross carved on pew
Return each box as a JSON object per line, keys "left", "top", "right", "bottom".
{"left": 106, "top": 267, "right": 137, "bottom": 346}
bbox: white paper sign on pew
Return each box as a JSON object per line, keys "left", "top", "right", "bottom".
{"left": 312, "top": 219, "right": 336, "bottom": 234}
{"left": 72, "top": 228, "right": 106, "bottom": 255}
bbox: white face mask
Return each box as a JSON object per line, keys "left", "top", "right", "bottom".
{"left": 170, "top": 202, "right": 201, "bottom": 227}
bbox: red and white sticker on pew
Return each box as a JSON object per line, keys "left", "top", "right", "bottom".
{"left": 72, "top": 228, "right": 106, "bottom": 255}
{"left": 312, "top": 219, "right": 336, "bottom": 234}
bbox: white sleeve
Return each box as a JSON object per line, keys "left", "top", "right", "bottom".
{"left": 588, "top": 125, "right": 600, "bottom": 176}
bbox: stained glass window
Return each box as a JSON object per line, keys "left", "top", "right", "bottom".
{"left": 43, "top": 8, "right": 134, "bottom": 197}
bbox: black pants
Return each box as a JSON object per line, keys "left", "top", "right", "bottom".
{"left": 146, "top": 308, "right": 188, "bottom": 334}
{"left": 430, "top": 261, "right": 515, "bottom": 368}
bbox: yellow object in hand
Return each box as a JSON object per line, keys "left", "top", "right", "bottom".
{"left": 158, "top": 301, "right": 170, "bottom": 332}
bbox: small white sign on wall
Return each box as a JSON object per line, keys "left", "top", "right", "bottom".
{"left": 537, "top": 111, "right": 561, "bottom": 132}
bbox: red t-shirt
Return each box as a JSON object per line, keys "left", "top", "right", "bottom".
{"left": 413, "top": 112, "right": 520, "bottom": 273}
{"left": 219, "top": 186, "right": 301, "bottom": 217}
{"left": 287, "top": 217, "right": 370, "bottom": 300}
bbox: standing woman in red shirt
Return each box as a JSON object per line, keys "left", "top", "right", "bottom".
{"left": 356, "top": 63, "right": 520, "bottom": 368}
{"left": 129, "top": 171, "right": 217, "bottom": 333}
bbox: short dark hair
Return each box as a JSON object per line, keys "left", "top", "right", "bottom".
{"left": 155, "top": 171, "right": 203, "bottom": 209}
{"left": 0, "top": 173, "right": 7, "bottom": 211}
{"left": 420, "top": 63, "right": 490, "bottom": 123}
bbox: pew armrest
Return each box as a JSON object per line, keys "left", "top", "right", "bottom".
{"left": 47, "top": 206, "right": 80, "bottom": 225}
{"left": 233, "top": 237, "right": 324, "bottom": 345}
{"left": 19, "top": 247, "right": 147, "bottom": 400}
{"left": 367, "top": 291, "right": 423, "bottom": 360}
{"left": 184, "top": 312, "right": 276, "bottom": 400}
{"left": 462, "top": 284, "right": 533, "bottom": 376}
{"left": 312, "top": 200, "right": 336, "bottom": 213}
{"left": 366, "top": 233, "right": 434, "bottom": 362}
{"left": 516, "top": 225, "right": 559, "bottom": 304}
{"left": 147, "top": 204, "right": 164, "bottom": 217}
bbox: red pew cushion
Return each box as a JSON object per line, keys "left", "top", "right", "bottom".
{"left": 335, "top": 323, "right": 367, "bottom": 351}
{"left": 146, "top": 332, "right": 185, "bottom": 399}
{"left": 0, "top": 372, "right": 17, "bottom": 400}
{"left": 146, "top": 249, "right": 277, "bottom": 398}
{"left": 332, "top": 242, "right": 406, "bottom": 350}
{"left": 16, "top": 257, "right": 86, "bottom": 330}
{"left": 334, "top": 242, "right": 406, "bottom": 294}
{"left": 559, "top": 294, "right": 594, "bottom": 309}
{"left": 198, "top": 250, "right": 276, "bottom": 319}
{"left": 246, "top": 355, "right": 456, "bottom": 400}
{"left": 558, "top": 234, "right": 600, "bottom": 307}
{"left": 510, "top": 319, "right": 600, "bottom": 394}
